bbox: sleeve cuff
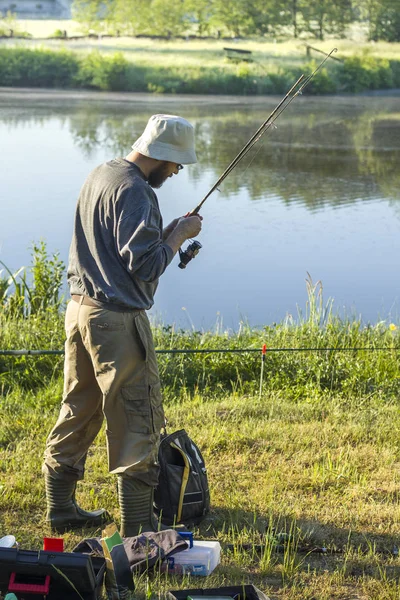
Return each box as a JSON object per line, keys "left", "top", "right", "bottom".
{"left": 163, "top": 243, "right": 174, "bottom": 267}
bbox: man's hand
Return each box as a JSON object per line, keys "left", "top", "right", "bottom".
{"left": 164, "top": 214, "right": 203, "bottom": 257}
{"left": 176, "top": 215, "right": 202, "bottom": 238}
{"left": 163, "top": 214, "right": 203, "bottom": 241}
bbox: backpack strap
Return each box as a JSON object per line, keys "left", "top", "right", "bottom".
{"left": 169, "top": 442, "right": 190, "bottom": 522}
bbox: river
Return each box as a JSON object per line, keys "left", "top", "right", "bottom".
{"left": 0, "top": 88, "right": 399, "bottom": 329}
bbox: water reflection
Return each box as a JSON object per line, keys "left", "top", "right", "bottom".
{"left": 1, "top": 94, "right": 398, "bottom": 212}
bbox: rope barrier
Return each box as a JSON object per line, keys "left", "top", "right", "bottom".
{"left": 0, "top": 347, "right": 398, "bottom": 356}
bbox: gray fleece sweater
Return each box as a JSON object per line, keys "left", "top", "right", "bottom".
{"left": 67, "top": 158, "right": 174, "bottom": 311}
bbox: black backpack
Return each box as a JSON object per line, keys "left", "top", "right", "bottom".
{"left": 154, "top": 429, "right": 210, "bottom": 526}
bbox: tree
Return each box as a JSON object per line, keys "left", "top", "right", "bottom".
{"left": 358, "top": 0, "right": 400, "bottom": 41}
{"left": 71, "top": 0, "right": 104, "bottom": 34}
{"left": 210, "top": 0, "right": 249, "bottom": 37}
{"left": 105, "top": 0, "right": 151, "bottom": 36}
{"left": 183, "top": 0, "right": 214, "bottom": 36}
{"left": 149, "top": 0, "right": 187, "bottom": 38}
{"left": 374, "top": 0, "right": 400, "bottom": 41}
{"left": 244, "top": 0, "right": 292, "bottom": 36}
{"left": 290, "top": 0, "right": 299, "bottom": 37}
{"left": 300, "top": 0, "right": 353, "bottom": 40}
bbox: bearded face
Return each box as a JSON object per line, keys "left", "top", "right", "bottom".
{"left": 148, "top": 162, "right": 174, "bottom": 189}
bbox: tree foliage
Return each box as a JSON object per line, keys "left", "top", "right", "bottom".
{"left": 300, "top": 0, "right": 354, "bottom": 40}
{"left": 71, "top": 0, "right": 400, "bottom": 41}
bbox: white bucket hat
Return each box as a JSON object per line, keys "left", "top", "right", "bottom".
{"left": 132, "top": 114, "right": 197, "bottom": 165}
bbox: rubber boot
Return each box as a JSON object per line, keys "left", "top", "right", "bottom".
{"left": 118, "top": 475, "right": 169, "bottom": 538}
{"left": 45, "top": 475, "right": 111, "bottom": 533}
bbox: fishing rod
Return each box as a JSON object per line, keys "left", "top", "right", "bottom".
{"left": 178, "top": 48, "right": 338, "bottom": 269}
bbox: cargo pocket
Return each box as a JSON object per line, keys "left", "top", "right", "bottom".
{"left": 149, "top": 381, "right": 165, "bottom": 434}
{"left": 121, "top": 385, "right": 152, "bottom": 434}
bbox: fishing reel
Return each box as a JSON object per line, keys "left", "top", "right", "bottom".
{"left": 178, "top": 240, "right": 202, "bottom": 269}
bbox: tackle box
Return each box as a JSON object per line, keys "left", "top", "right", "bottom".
{"left": 161, "top": 540, "right": 221, "bottom": 576}
{"left": 0, "top": 546, "right": 105, "bottom": 599}
{"left": 167, "top": 584, "right": 271, "bottom": 600}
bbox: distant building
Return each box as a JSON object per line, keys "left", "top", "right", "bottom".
{"left": 0, "top": 0, "right": 73, "bottom": 18}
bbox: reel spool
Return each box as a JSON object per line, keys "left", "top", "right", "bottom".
{"left": 178, "top": 240, "right": 202, "bottom": 269}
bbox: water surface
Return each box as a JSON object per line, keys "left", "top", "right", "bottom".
{"left": 0, "top": 89, "right": 399, "bottom": 328}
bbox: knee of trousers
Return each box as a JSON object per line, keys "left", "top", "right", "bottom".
{"left": 108, "top": 430, "right": 161, "bottom": 487}
{"left": 42, "top": 461, "right": 84, "bottom": 482}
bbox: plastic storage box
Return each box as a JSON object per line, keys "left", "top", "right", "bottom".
{"left": 161, "top": 540, "right": 221, "bottom": 576}
{"left": 168, "top": 584, "right": 271, "bottom": 600}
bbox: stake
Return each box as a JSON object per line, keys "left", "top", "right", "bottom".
{"left": 259, "top": 343, "right": 267, "bottom": 399}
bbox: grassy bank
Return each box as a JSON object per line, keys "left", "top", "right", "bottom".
{"left": 1, "top": 313, "right": 400, "bottom": 599}
{"left": 1, "top": 249, "right": 400, "bottom": 597}
{"left": 1, "top": 42, "right": 400, "bottom": 94}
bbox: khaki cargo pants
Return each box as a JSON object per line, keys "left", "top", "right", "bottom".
{"left": 43, "top": 298, "right": 165, "bottom": 486}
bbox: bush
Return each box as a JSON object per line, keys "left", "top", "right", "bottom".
{"left": 0, "top": 47, "right": 399, "bottom": 95}
{"left": 74, "top": 51, "right": 129, "bottom": 91}
{"left": 51, "top": 29, "right": 67, "bottom": 38}
{"left": 338, "top": 55, "right": 394, "bottom": 93}
{"left": 0, "top": 47, "right": 79, "bottom": 87}
{"left": 304, "top": 65, "right": 337, "bottom": 95}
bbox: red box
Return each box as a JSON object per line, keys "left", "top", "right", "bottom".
{"left": 43, "top": 538, "right": 64, "bottom": 552}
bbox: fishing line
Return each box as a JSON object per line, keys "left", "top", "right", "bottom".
{"left": 194, "top": 48, "right": 337, "bottom": 213}
{"left": 177, "top": 48, "right": 338, "bottom": 269}
{"left": 189, "top": 74, "right": 305, "bottom": 215}
{"left": 223, "top": 48, "right": 339, "bottom": 180}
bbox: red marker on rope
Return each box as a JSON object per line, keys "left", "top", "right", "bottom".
{"left": 259, "top": 344, "right": 267, "bottom": 398}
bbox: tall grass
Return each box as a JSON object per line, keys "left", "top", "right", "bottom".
{"left": 0, "top": 241, "right": 64, "bottom": 317}
{"left": 1, "top": 244, "right": 399, "bottom": 400}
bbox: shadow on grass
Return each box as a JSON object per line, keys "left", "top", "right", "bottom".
{"left": 198, "top": 506, "right": 400, "bottom": 589}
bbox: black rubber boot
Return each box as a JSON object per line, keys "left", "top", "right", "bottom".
{"left": 45, "top": 475, "right": 111, "bottom": 533}
{"left": 118, "top": 476, "right": 169, "bottom": 538}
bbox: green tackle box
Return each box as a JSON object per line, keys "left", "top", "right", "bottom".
{"left": 168, "top": 584, "right": 271, "bottom": 600}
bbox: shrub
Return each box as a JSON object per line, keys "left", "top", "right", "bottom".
{"left": 338, "top": 55, "right": 394, "bottom": 93}
{"left": 0, "top": 47, "right": 78, "bottom": 87}
{"left": 74, "top": 51, "right": 129, "bottom": 91}
{"left": 304, "top": 65, "right": 337, "bottom": 95}
{"left": 51, "top": 28, "right": 67, "bottom": 38}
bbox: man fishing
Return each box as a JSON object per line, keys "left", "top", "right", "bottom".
{"left": 42, "top": 114, "right": 202, "bottom": 536}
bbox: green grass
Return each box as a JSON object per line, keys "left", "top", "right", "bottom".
{"left": 1, "top": 251, "right": 400, "bottom": 598}
{"left": 7, "top": 20, "right": 400, "bottom": 60}
{"left": 1, "top": 378, "right": 400, "bottom": 598}
{"left": 5, "top": 34, "right": 400, "bottom": 68}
